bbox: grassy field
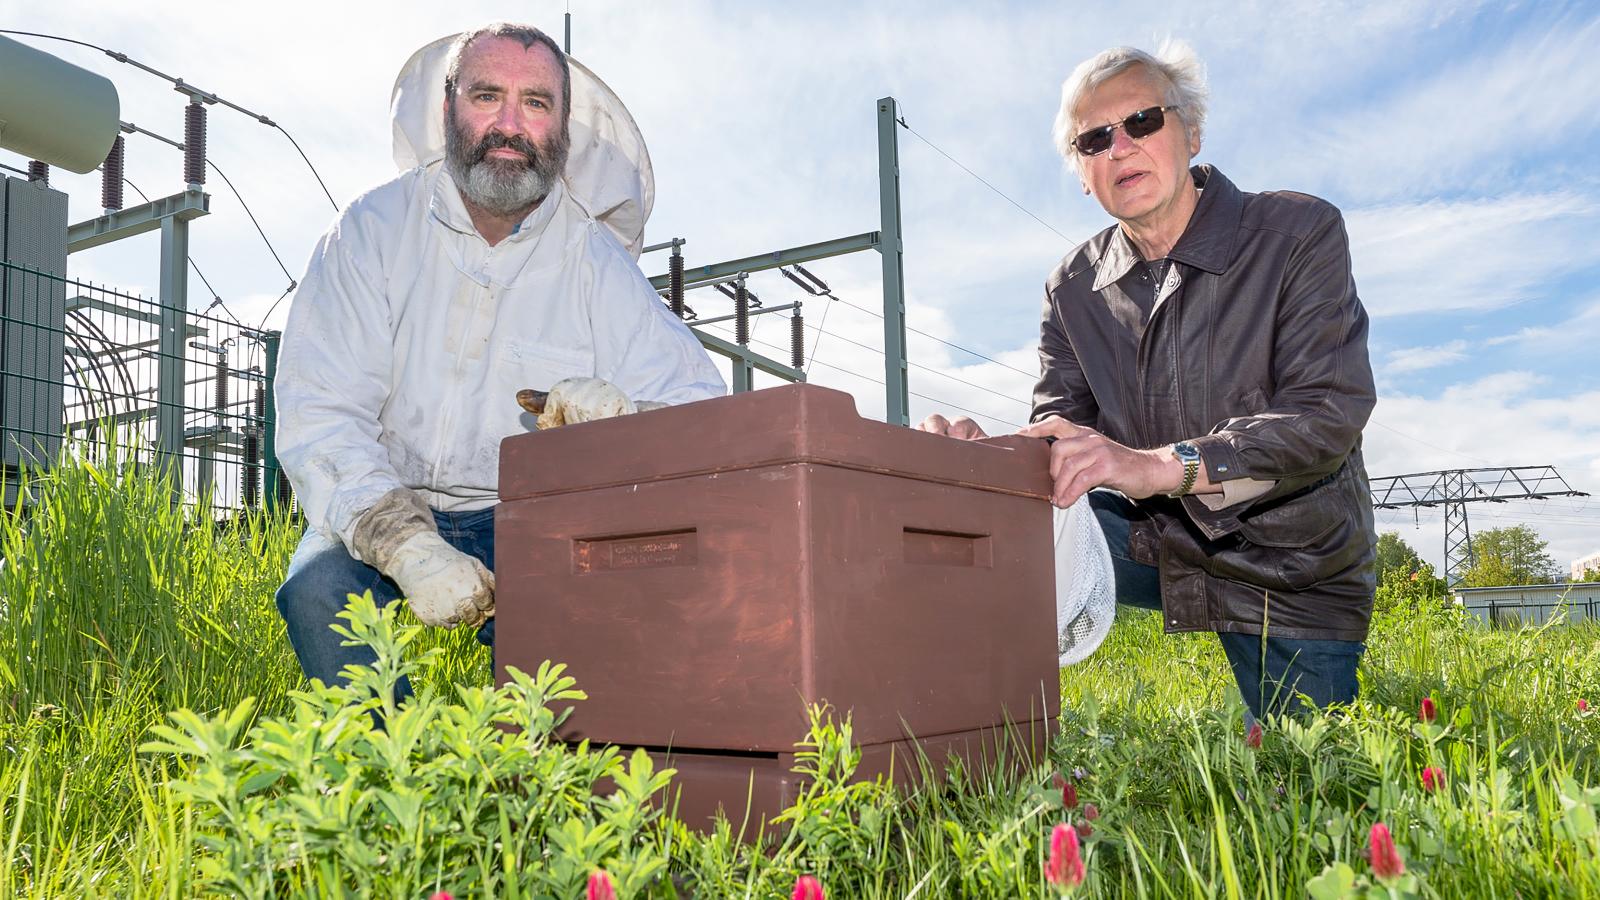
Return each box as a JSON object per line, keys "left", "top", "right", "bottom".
{"left": 1, "top": 453, "right": 1598, "bottom": 897}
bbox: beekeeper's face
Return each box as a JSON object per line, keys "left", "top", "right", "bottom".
{"left": 444, "top": 35, "right": 570, "bottom": 214}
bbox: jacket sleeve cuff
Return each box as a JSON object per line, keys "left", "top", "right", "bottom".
{"left": 1188, "top": 433, "right": 1243, "bottom": 483}
{"left": 1176, "top": 435, "right": 1251, "bottom": 540}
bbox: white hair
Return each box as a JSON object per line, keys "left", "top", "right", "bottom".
{"left": 1051, "top": 40, "right": 1209, "bottom": 173}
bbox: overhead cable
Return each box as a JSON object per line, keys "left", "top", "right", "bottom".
{"left": 896, "top": 113, "right": 1073, "bottom": 244}
{"left": 0, "top": 29, "right": 339, "bottom": 210}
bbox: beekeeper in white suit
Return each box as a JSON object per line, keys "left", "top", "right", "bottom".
{"left": 274, "top": 22, "right": 724, "bottom": 694}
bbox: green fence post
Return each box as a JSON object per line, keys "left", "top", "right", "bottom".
{"left": 262, "top": 330, "right": 282, "bottom": 512}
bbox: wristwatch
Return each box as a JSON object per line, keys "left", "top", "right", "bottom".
{"left": 1167, "top": 441, "right": 1201, "bottom": 498}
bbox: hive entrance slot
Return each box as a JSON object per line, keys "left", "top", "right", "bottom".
{"left": 902, "top": 527, "right": 992, "bottom": 567}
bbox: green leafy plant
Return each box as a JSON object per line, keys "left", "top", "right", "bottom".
{"left": 140, "top": 592, "right": 674, "bottom": 898}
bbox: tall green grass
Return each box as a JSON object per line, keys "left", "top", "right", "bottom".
{"left": 1, "top": 451, "right": 1597, "bottom": 896}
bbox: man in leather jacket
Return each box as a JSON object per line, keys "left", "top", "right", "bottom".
{"left": 920, "top": 42, "right": 1376, "bottom": 722}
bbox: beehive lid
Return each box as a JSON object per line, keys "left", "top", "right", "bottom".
{"left": 499, "top": 383, "right": 1050, "bottom": 502}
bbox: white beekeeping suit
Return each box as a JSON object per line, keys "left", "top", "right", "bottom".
{"left": 276, "top": 34, "right": 725, "bottom": 590}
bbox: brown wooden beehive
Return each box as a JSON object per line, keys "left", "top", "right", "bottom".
{"left": 495, "top": 383, "right": 1058, "bottom": 833}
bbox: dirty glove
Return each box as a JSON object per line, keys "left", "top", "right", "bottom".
{"left": 351, "top": 487, "right": 494, "bottom": 628}
{"left": 516, "top": 376, "right": 669, "bottom": 430}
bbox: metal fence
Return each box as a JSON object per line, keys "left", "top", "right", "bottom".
{"left": 1455, "top": 586, "right": 1600, "bottom": 628}
{"left": 0, "top": 259, "right": 287, "bottom": 512}
{"left": 1464, "top": 598, "right": 1600, "bottom": 627}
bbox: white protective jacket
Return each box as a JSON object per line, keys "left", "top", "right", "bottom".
{"left": 276, "top": 35, "right": 725, "bottom": 561}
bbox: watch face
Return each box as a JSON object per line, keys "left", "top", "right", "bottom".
{"left": 1174, "top": 442, "right": 1200, "bottom": 461}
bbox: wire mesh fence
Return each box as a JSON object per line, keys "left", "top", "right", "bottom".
{"left": 1, "top": 259, "right": 288, "bottom": 513}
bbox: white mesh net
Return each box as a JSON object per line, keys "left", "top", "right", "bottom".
{"left": 1052, "top": 495, "right": 1117, "bottom": 666}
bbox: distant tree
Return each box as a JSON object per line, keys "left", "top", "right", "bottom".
{"left": 1581, "top": 566, "right": 1600, "bottom": 584}
{"left": 1374, "top": 532, "right": 1426, "bottom": 585}
{"left": 1458, "top": 525, "right": 1555, "bottom": 587}
{"left": 1373, "top": 533, "right": 1449, "bottom": 615}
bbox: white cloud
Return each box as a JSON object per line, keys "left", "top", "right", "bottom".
{"left": 1485, "top": 296, "right": 1600, "bottom": 350}
{"left": 1383, "top": 340, "right": 1470, "bottom": 374}
{"left": 1347, "top": 192, "right": 1599, "bottom": 316}
{"left": 1366, "top": 372, "right": 1600, "bottom": 571}
{"left": 1245, "top": 14, "right": 1600, "bottom": 203}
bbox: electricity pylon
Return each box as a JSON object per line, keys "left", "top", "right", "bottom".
{"left": 1369, "top": 466, "right": 1589, "bottom": 587}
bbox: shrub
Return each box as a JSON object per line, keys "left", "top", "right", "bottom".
{"left": 140, "top": 592, "right": 674, "bottom": 898}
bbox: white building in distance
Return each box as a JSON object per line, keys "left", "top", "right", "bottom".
{"left": 1571, "top": 549, "right": 1600, "bottom": 581}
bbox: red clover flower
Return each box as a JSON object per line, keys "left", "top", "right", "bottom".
{"left": 1246, "top": 721, "right": 1264, "bottom": 749}
{"left": 1421, "top": 766, "right": 1445, "bottom": 792}
{"left": 587, "top": 870, "right": 617, "bottom": 900}
{"left": 792, "top": 874, "right": 825, "bottom": 900}
{"left": 1045, "top": 822, "right": 1086, "bottom": 890}
{"left": 1368, "top": 823, "right": 1405, "bottom": 882}
{"left": 1054, "top": 773, "right": 1079, "bottom": 810}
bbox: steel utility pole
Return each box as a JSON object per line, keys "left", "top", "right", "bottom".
{"left": 1370, "top": 466, "right": 1589, "bottom": 587}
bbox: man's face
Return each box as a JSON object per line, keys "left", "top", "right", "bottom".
{"left": 1074, "top": 69, "right": 1199, "bottom": 228}
{"left": 444, "top": 35, "right": 570, "bottom": 216}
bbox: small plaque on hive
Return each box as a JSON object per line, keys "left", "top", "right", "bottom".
{"left": 574, "top": 529, "right": 698, "bottom": 573}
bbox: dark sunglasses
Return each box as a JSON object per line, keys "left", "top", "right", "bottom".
{"left": 1071, "top": 106, "right": 1179, "bottom": 157}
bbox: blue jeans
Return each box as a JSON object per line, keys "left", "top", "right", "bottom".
{"left": 1087, "top": 490, "right": 1363, "bottom": 721}
{"left": 275, "top": 505, "right": 496, "bottom": 700}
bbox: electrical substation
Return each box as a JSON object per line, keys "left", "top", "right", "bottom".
{"left": 0, "top": 25, "right": 1592, "bottom": 598}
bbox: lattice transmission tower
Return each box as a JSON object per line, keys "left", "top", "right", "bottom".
{"left": 1369, "top": 466, "right": 1589, "bottom": 587}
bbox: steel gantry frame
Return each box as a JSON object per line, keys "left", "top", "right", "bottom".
{"left": 645, "top": 97, "right": 911, "bottom": 425}
{"left": 1370, "top": 465, "right": 1589, "bottom": 586}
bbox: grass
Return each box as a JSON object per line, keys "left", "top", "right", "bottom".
{"left": 0, "top": 449, "right": 1597, "bottom": 897}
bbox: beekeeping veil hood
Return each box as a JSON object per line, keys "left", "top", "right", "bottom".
{"left": 390, "top": 33, "right": 655, "bottom": 258}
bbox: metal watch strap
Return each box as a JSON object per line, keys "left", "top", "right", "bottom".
{"left": 1167, "top": 442, "right": 1200, "bottom": 498}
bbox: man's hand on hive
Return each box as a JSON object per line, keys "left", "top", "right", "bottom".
{"left": 915, "top": 412, "right": 989, "bottom": 440}
{"left": 385, "top": 531, "right": 496, "bottom": 628}
{"left": 1016, "top": 417, "right": 1177, "bottom": 507}
{"left": 517, "top": 377, "right": 651, "bottom": 430}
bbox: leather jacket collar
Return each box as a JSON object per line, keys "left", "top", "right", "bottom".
{"left": 1084, "top": 165, "right": 1244, "bottom": 292}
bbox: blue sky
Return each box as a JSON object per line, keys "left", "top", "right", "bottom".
{"left": 7, "top": 0, "right": 1600, "bottom": 571}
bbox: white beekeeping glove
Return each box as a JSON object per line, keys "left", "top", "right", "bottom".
{"left": 516, "top": 376, "right": 668, "bottom": 429}
{"left": 351, "top": 488, "right": 494, "bottom": 628}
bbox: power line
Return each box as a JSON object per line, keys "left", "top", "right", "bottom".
{"left": 1365, "top": 418, "right": 1492, "bottom": 466}
{"left": 0, "top": 29, "right": 339, "bottom": 211}
{"left": 256, "top": 283, "right": 297, "bottom": 332}
{"left": 806, "top": 322, "right": 1031, "bottom": 409}
{"left": 896, "top": 114, "right": 1074, "bottom": 244}
{"left": 692, "top": 284, "right": 1031, "bottom": 410}
{"left": 787, "top": 274, "right": 1039, "bottom": 380}
{"left": 115, "top": 174, "right": 245, "bottom": 328}
{"left": 112, "top": 124, "right": 298, "bottom": 291}
{"left": 206, "top": 158, "right": 296, "bottom": 286}
{"left": 696, "top": 319, "right": 1023, "bottom": 431}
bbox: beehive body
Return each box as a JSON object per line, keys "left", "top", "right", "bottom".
{"left": 496, "top": 384, "right": 1059, "bottom": 830}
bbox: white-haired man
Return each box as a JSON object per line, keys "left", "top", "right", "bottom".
{"left": 273, "top": 23, "right": 724, "bottom": 695}
{"left": 922, "top": 43, "right": 1377, "bottom": 722}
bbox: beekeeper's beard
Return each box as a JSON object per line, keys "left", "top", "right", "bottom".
{"left": 444, "top": 105, "right": 570, "bottom": 216}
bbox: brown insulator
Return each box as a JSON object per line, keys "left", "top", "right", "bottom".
{"left": 26, "top": 160, "right": 48, "bottom": 184}
{"left": 241, "top": 432, "right": 260, "bottom": 508}
{"left": 669, "top": 251, "right": 685, "bottom": 318}
{"left": 791, "top": 309, "right": 805, "bottom": 370}
{"left": 101, "top": 136, "right": 125, "bottom": 211}
{"left": 184, "top": 102, "right": 206, "bottom": 187}
{"left": 734, "top": 280, "right": 749, "bottom": 345}
{"left": 214, "top": 354, "right": 229, "bottom": 417}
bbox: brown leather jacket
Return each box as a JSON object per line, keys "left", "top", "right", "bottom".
{"left": 1034, "top": 165, "right": 1377, "bottom": 641}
